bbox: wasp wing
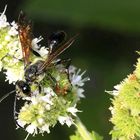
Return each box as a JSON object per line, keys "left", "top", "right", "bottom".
{"left": 37, "top": 35, "right": 77, "bottom": 74}
{"left": 18, "top": 11, "right": 33, "bottom": 67}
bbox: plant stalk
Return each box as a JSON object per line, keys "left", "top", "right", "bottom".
{"left": 75, "top": 117, "right": 94, "bottom": 140}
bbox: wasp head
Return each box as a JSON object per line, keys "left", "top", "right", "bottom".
{"left": 16, "top": 80, "right": 31, "bottom": 96}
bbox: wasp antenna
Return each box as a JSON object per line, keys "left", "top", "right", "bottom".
{"left": 0, "top": 90, "right": 16, "bottom": 103}
{"left": 18, "top": 10, "right": 31, "bottom": 26}
{"left": 19, "top": 10, "right": 24, "bottom": 15}
{"left": 18, "top": 10, "right": 25, "bottom": 21}
{"left": 73, "top": 33, "right": 79, "bottom": 39}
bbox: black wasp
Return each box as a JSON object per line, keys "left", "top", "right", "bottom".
{"left": 0, "top": 11, "right": 76, "bottom": 111}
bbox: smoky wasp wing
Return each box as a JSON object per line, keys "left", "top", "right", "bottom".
{"left": 37, "top": 35, "right": 78, "bottom": 74}
{"left": 18, "top": 11, "right": 33, "bottom": 67}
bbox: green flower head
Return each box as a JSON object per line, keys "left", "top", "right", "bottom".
{"left": 109, "top": 60, "right": 140, "bottom": 140}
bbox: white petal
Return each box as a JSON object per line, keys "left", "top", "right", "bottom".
{"left": 41, "top": 124, "right": 50, "bottom": 133}
{"left": 0, "top": 6, "right": 9, "bottom": 29}
{"left": 38, "top": 118, "right": 44, "bottom": 125}
{"left": 41, "top": 95, "right": 53, "bottom": 105}
{"left": 16, "top": 119, "right": 26, "bottom": 128}
{"left": 109, "top": 106, "right": 115, "bottom": 114}
{"left": 67, "top": 106, "right": 80, "bottom": 116}
{"left": 5, "top": 35, "right": 11, "bottom": 41}
{"left": 76, "top": 88, "right": 85, "bottom": 98}
{"left": 58, "top": 116, "right": 73, "bottom": 127}
{"left": 58, "top": 116, "right": 66, "bottom": 125}
{"left": 32, "top": 37, "right": 43, "bottom": 49}
{"left": 69, "top": 66, "right": 89, "bottom": 88}
{"left": 26, "top": 124, "right": 37, "bottom": 134}
{"left": 45, "top": 104, "right": 51, "bottom": 110}
{"left": 112, "top": 90, "right": 119, "bottom": 96}
{"left": 38, "top": 47, "right": 49, "bottom": 58}
{"left": 44, "top": 87, "right": 55, "bottom": 96}
{"left": 114, "top": 84, "right": 120, "bottom": 90}
{"left": 31, "top": 97, "right": 38, "bottom": 105}
{"left": 65, "top": 117, "right": 73, "bottom": 127}
{"left": 5, "top": 67, "right": 24, "bottom": 84}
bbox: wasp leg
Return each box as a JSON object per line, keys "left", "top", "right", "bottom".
{"left": 47, "top": 72, "right": 57, "bottom": 88}
{"left": 1, "top": 53, "right": 9, "bottom": 61}
{"left": 55, "top": 58, "right": 72, "bottom": 85}
{"left": 1, "top": 53, "right": 23, "bottom": 62}
{"left": 33, "top": 81, "right": 42, "bottom": 94}
{"left": 55, "top": 58, "right": 71, "bottom": 69}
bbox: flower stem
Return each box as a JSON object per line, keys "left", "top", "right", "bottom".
{"left": 75, "top": 117, "right": 95, "bottom": 140}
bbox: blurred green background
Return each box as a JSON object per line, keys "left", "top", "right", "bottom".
{"left": 0, "top": 0, "right": 140, "bottom": 139}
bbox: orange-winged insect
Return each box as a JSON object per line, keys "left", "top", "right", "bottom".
{"left": 0, "top": 11, "right": 77, "bottom": 102}
{"left": 17, "top": 11, "right": 77, "bottom": 96}
{"left": 0, "top": 11, "right": 78, "bottom": 131}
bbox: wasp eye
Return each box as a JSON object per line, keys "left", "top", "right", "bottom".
{"left": 49, "top": 31, "right": 66, "bottom": 46}
{"left": 16, "top": 81, "right": 31, "bottom": 95}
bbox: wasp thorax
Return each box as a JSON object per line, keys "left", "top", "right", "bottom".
{"left": 16, "top": 80, "right": 31, "bottom": 95}
{"left": 25, "top": 60, "right": 44, "bottom": 82}
{"left": 25, "top": 64, "right": 37, "bottom": 82}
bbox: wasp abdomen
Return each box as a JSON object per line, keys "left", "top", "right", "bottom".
{"left": 49, "top": 31, "right": 66, "bottom": 47}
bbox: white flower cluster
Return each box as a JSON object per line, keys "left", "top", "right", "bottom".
{"left": 0, "top": 7, "right": 23, "bottom": 83}
{"left": 69, "top": 66, "right": 90, "bottom": 98}
{"left": 0, "top": 10, "right": 23, "bottom": 83}
{"left": 17, "top": 87, "right": 55, "bottom": 135}
{"left": 0, "top": 7, "right": 89, "bottom": 139}
{"left": 0, "top": 7, "right": 48, "bottom": 84}
{"left": 16, "top": 65, "right": 87, "bottom": 137}
{"left": 32, "top": 37, "right": 49, "bottom": 58}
